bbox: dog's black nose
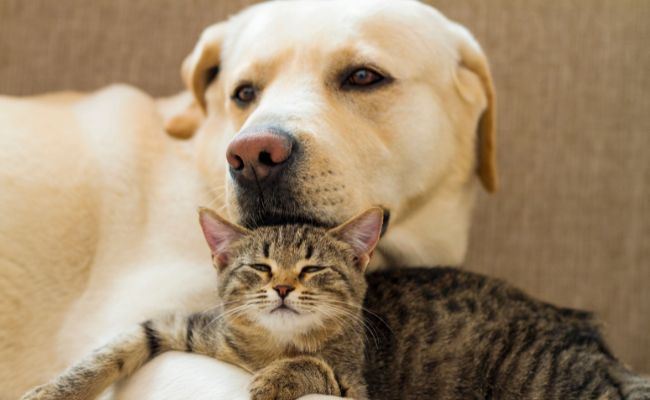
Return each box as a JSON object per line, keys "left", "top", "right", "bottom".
{"left": 226, "top": 127, "right": 294, "bottom": 184}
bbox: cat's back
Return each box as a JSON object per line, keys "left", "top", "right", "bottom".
{"left": 364, "top": 266, "right": 596, "bottom": 323}
{"left": 363, "top": 267, "right": 620, "bottom": 400}
{"left": 364, "top": 266, "right": 594, "bottom": 322}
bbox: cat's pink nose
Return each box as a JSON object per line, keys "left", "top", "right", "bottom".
{"left": 273, "top": 285, "right": 295, "bottom": 299}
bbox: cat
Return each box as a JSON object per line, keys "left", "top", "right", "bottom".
{"left": 21, "top": 207, "right": 650, "bottom": 400}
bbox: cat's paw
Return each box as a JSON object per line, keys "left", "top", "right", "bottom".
{"left": 249, "top": 357, "right": 340, "bottom": 400}
{"left": 248, "top": 372, "right": 284, "bottom": 400}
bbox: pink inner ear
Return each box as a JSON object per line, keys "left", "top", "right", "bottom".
{"left": 199, "top": 211, "right": 245, "bottom": 266}
{"left": 337, "top": 209, "right": 384, "bottom": 258}
{"left": 214, "top": 252, "right": 230, "bottom": 266}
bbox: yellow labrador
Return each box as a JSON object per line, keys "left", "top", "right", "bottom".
{"left": 0, "top": 0, "right": 496, "bottom": 398}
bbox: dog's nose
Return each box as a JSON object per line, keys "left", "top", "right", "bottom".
{"left": 226, "top": 128, "right": 293, "bottom": 182}
{"left": 273, "top": 285, "right": 295, "bottom": 299}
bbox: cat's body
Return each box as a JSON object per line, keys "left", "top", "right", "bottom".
{"left": 22, "top": 209, "right": 649, "bottom": 400}
{"left": 363, "top": 268, "right": 649, "bottom": 399}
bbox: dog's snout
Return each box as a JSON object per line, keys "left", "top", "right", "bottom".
{"left": 226, "top": 128, "right": 293, "bottom": 182}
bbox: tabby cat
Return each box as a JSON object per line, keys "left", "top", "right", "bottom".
{"left": 22, "top": 208, "right": 649, "bottom": 400}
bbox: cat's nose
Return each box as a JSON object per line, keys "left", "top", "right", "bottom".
{"left": 273, "top": 285, "right": 295, "bottom": 299}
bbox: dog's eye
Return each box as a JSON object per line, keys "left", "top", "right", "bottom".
{"left": 343, "top": 68, "right": 385, "bottom": 89}
{"left": 232, "top": 84, "right": 257, "bottom": 105}
{"left": 300, "top": 265, "right": 326, "bottom": 275}
{"left": 249, "top": 263, "right": 272, "bottom": 273}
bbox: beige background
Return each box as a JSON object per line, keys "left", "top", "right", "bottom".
{"left": 1, "top": 0, "right": 648, "bottom": 372}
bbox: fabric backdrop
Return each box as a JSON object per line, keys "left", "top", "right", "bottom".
{"left": 1, "top": 0, "right": 648, "bottom": 372}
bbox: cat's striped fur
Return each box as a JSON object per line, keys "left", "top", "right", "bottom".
{"left": 363, "top": 268, "right": 650, "bottom": 399}
{"left": 21, "top": 208, "right": 649, "bottom": 400}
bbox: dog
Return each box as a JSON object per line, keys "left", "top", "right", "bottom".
{"left": 0, "top": 0, "right": 496, "bottom": 398}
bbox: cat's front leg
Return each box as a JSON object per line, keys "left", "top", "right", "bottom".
{"left": 19, "top": 379, "right": 104, "bottom": 400}
{"left": 249, "top": 356, "right": 341, "bottom": 400}
{"left": 19, "top": 339, "right": 141, "bottom": 400}
{"left": 20, "top": 314, "right": 199, "bottom": 400}
{"left": 19, "top": 384, "right": 52, "bottom": 400}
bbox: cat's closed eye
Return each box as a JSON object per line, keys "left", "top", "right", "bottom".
{"left": 300, "top": 265, "right": 326, "bottom": 275}
{"left": 248, "top": 264, "right": 272, "bottom": 274}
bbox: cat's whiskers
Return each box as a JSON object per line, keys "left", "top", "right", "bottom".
{"left": 316, "top": 304, "right": 370, "bottom": 348}
{"left": 317, "top": 303, "right": 372, "bottom": 343}
{"left": 203, "top": 293, "right": 267, "bottom": 314}
{"left": 208, "top": 304, "right": 247, "bottom": 325}
{"left": 293, "top": 301, "right": 316, "bottom": 309}
{"left": 317, "top": 297, "right": 395, "bottom": 338}
{"left": 318, "top": 302, "right": 381, "bottom": 350}
{"left": 248, "top": 300, "right": 274, "bottom": 307}
{"left": 313, "top": 306, "right": 347, "bottom": 333}
{"left": 207, "top": 303, "right": 256, "bottom": 327}
{"left": 196, "top": 296, "right": 252, "bottom": 316}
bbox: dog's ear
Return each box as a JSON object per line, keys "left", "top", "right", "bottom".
{"left": 183, "top": 22, "right": 227, "bottom": 112}
{"left": 164, "top": 23, "right": 227, "bottom": 139}
{"left": 453, "top": 29, "right": 498, "bottom": 193}
{"left": 163, "top": 97, "right": 203, "bottom": 140}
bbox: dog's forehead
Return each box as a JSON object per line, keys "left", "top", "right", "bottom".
{"left": 222, "top": 0, "right": 455, "bottom": 68}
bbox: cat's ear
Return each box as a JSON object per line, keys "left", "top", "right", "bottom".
{"left": 329, "top": 207, "right": 384, "bottom": 271}
{"left": 198, "top": 207, "right": 250, "bottom": 270}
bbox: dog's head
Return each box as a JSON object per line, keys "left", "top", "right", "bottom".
{"left": 173, "top": 0, "right": 496, "bottom": 229}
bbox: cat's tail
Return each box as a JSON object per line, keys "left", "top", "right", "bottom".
{"left": 608, "top": 363, "right": 650, "bottom": 400}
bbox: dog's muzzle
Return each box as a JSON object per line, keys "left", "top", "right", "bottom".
{"left": 227, "top": 126, "right": 320, "bottom": 228}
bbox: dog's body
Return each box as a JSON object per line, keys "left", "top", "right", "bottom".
{"left": 0, "top": 1, "right": 496, "bottom": 399}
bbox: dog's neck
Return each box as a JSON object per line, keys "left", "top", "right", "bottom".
{"left": 373, "top": 180, "right": 478, "bottom": 268}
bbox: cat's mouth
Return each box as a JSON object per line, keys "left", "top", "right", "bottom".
{"left": 270, "top": 304, "right": 299, "bottom": 315}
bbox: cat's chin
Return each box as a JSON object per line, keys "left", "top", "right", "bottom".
{"left": 255, "top": 311, "right": 323, "bottom": 342}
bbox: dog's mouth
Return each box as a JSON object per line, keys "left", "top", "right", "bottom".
{"left": 243, "top": 210, "right": 331, "bottom": 229}
{"left": 227, "top": 149, "right": 391, "bottom": 233}
{"left": 233, "top": 183, "right": 391, "bottom": 235}
{"left": 232, "top": 176, "right": 337, "bottom": 229}
{"left": 240, "top": 205, "right": 390, "bottom": 238}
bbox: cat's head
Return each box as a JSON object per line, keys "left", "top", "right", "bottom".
{"left": 198, "top": 207, "right": 383, "bottom": 342}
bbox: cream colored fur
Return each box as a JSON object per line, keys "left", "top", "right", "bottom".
{"left": 0, "top": 1, "right": 496, "bottom": 399}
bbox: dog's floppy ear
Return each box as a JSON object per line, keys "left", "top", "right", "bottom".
{"left": 164, "top": 97, "right": 203, "bottom": 140}
{"left": 454, "top": 30, "right": 498, "bottom": 192}
{"left": 165, "top": 23, "right": 226, "bottom": 139}
{"left": 182, "top": 22, "right": 227, "bottom": 112}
